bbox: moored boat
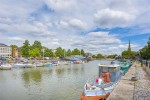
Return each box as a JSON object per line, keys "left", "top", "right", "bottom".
{"left": 13, "top": 62, "right": 26, "bottom": 68}
{"left": 73, "top": 60, "right": 84, "bottom": 64}
{"left": 0, "top": 62, "right": 12, "bottom": 70}
{"left": 81, "top": 64, "right": 122, "bottom": 100}
{"left": 33, "top": 62, "right": 43, "bottom": 67}
{"left": 44, "top": 62, "right": 53, "bottom": 67}
{"left": 119, "top": 61, "right": 132, "bottom": 74}
{"left": 23, "top": 62, "right": 33, "bottom": 68}
{"left": 51, "top": 61, "right": 60, "bottom": 66}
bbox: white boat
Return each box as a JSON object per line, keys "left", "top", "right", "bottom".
{"left": 0, "top": 62, "right": 12, "bottom": 70}
{"left": 13, "top": 62, "right": 26, "bottom": 68}
{"left": 51, "top": 61, "right": 60, "bottom": 66}
{"left": 59, "top": 61, "right": 70, "bottom": 65}
{"left": 23, "top": 62, "right": 33, "bottom": 68}
{"left": 81, "top": 64, "right": 122, "bottom": 100}
{"left": 33, "top": 62, "right": 43, "bottom": 67}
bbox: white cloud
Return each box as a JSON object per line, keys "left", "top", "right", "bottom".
{"left": 0, "top": 0, "right": 43, "bottom": 18}
{"left": 94, "top": 8, "right": 135, "bottom": 28}
{"left": 44, "top": 0, "right": 76, "bottom": 12}
{"left": 8, "top": 37, "right": 25, "bottom": 41}
{"left": 0, "top": 0, "right": 148, "bottom": 54}
{"left": 69, "top": 19, "right": 87, "bottom": 30}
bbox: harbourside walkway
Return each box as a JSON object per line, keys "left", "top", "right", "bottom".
{"left": 107, "top": 61, "right": 150, "bottom": 100}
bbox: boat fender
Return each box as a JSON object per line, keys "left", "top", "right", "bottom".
{"left": 96, "top": 78, "right": 99, "bottom": 83}
{"left": 86, "top": 83, "right": 91, "bottom": 90}
{"left": 98, "top": 78, "right": 102, "bottom": 85}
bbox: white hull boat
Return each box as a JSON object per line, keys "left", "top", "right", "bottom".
{"left": 0, "top": 63, "right": 12, "bottom": 70}
{"left": 33, "top": 62, "right": 43, "bottom": 67}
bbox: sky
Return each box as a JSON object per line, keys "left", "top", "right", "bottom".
{"left": 0, "top": 0, "right": 150, "bottom": 55}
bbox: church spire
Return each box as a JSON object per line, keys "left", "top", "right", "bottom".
{"left": 128, "top": 40, "right": 131, "bottom": 51}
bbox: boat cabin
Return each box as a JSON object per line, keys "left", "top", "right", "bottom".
{"left": 98, "top": 64, "right": 121, "bottom": 83}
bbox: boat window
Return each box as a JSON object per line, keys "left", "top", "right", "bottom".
{"left": 102, "top": 67, "right": 108, "bottom": 72}
{"left": 109, "top": 67, "right": 115, "bottom": 72}
{"left": 115, "top": 67, "right": 119, "bottom": 72}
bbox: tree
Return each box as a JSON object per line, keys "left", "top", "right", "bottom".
{"left": 81, "top": 49, "right": 85, "bottom": 56}
{"left": 72, "top": 48, "right": 80, "bottom": 55}
{"left": 147, "top": 37, "right": 150, "bottom": 59}
{"left": 96, "top": 53, "right": 103, "bottom": 59}
{"left": 140, "top": 37, "right": 150, "bottom": 60}
{"left": 29, "top": 48, "right": 40, "bottom": 57}
{"left": 66, "top": 49, "right": 72, "bottom": 56}
{"left": 44, "top": 48, "right": 53, "bottom": 57}
{"left": 32, "top": 41, "right": 42, "bottom": 51}
{"left": 21, "top": 40, "right": 30, "bottom": 57}
{"left": 107, "top": 54, "right": 117, "bottom": 59}
{"left": 92, "top": 55, "right": 96, "bottom": 58}
{"left": 55, "top": 47, "right": 64, "bottom": 57}
{"left": 122, "top": 50, "right": 136, "bottom": 59}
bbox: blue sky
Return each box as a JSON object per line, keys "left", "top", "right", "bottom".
{"left": 0, "top": 0, "right": 150, "bottom": 55}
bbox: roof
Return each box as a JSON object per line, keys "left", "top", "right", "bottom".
{"left": 0, "top": 43, "right": 8, "bottom": 47}
{"left": 98, "top": 64, "right": 120, "bottom": 68}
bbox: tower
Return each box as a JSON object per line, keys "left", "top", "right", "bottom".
{"left": 128, "top": 40, "right": 131, "bottom": 51}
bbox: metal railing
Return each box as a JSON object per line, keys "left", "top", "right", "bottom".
{"left": 141, "top": 60, "right": 150, "bottom": 68}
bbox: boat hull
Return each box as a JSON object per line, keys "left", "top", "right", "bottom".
{"left": 0, "top": 67, "right": 12, "bottom": 70}
{"left": 80, "top": 92, "right": 110, "bottom": 100}
{"left": 44, "top": 63, "right": 53, "bottom": 67}
{"left": 0, "top": 64, "right": 12, "bottom": 70}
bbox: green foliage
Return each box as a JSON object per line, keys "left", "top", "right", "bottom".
{"left": 21, "top": 40, "right": 30, "bottom": 57}
{"left": 96, "top": 53, "right": 103, "bottom": 59}
{"left": 32, "top": 41, "right": 42, "bottom": 51}
{"left": 42, "top": 47, "right": 53, "bottom": 57}
{"left": 15, "top": 40, "right": 87, "bottom": 58}
{"left": 122, "top": 50, "right": 136, "bottom": 59}
{"left": 66, "top": 49, "right": 72, "bottom": 56}
{"left": 72, "top": 48, "right": 80, "bottom": 55}
{"left": 81, "top": 49, "right": 85, "bottom": 56}
{"left": 55, "top": 47, "right": 64, "bottom": 57}
{"left": 140, "top": 37, "right": 150, "bottom": 59}
{"left": 92, "top": 55, "right": 96, "bottom": 58}
{"left": 29, "top": 48, "right": 40, "bottom": 57}
{"left": 107, "top": 54, "right": 117, "bottom": 58}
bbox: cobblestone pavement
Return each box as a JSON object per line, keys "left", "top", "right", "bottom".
{"left": 134, "top": 64, "right": 150, "bottom": 100}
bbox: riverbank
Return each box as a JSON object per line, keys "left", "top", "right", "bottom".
{"left": 107, "top": 61, "right": 150, "bottom": 100}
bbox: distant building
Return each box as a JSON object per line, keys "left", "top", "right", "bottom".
{"left": 13, "top": 48, "right": 18, "bottom": 58}
{"left": 0, "top": 43, "right": 12, "bottom": 58}
{"left": 85, "top": 53, "right": 92, "bottom": 57}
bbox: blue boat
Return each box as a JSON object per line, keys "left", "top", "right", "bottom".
{"left": 51, "top": 61, "right": 60, "bottom": 66}
{"left": 81, "top": 64, "right": 122, "bottom": 99}
{"left": 115, "top": 60, "right": 132, "bottom": 74}
{"left": 44, "top": 62, "right": 53, "bottom": 67}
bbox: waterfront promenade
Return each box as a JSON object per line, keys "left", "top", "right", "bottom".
{"left": 107, "top": 62, "right": 150, "bottom": 100}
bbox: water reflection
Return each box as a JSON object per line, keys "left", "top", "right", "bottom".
{"left": 22, "top": 69, "right": 42, "bottom": 87}
{"left": 0, "top": 61, "right": 104, "bottom": 100}
{"left": 55, "top": 67, "right": 65, "bottom": 76}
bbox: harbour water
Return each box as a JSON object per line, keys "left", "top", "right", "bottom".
{"left": 0, "top": 60, "right": 111, "bottom": 100}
